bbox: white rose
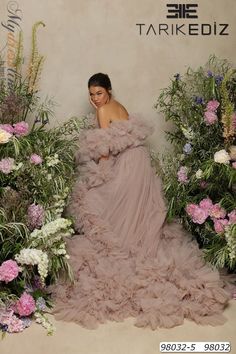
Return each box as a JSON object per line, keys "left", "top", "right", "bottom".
{"left": 214, "top": 149, "right": 230, "bottom": 164}
{"left": 196, "top": 169, "right": 203, "bottom": 179}
{"left": 0, "top": 128, "right": 12, "bottom": 144}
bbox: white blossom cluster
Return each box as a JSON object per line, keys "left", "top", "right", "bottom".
{"left": 34, "top": 311, "right": 55, "bottom": 335}
{"left": 214, "top": 149, "right": 231, "bottom": 164}
{"left": 15, "top": 248, "right": 49, "bottom": 281}
{"left": 225, "top": 226, "right": 236, "bottom": 261}
{"left": 46, "top": 153, "right": 60, "bottom": 167}
{"left": 45, "top": 187, "right": 70, "bottom": 221}
{"left": 28, "top": 218, "right": 73, "bottom": 262}
{"left": 30, "top": 218, "right": 72, "bottom": 241}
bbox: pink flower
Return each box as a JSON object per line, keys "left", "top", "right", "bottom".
{"left": 30, "top": 153, "right": 43, "bottom": 165}
{"left": 0, "top": 260, "right": 20, "bottom": 283}
{"left": 16, "top": 292, "right": 36, "bottom": 316}
{"left": 0, "top": 124, "right": 14, "bottom": 134}
{"left": 228, "top": 210, "right": 236, "bottom": 225}
{"left": 199, "top": 198, "right": 213, "bottom": 213}
{"left": 13, "top": 121, "right": 29, "bottom": 137}
{"left": 204, "top": 111, "right": 218, "bottom": 125}
{"left": 209, "top": 203, "right": 226, "bottom": 219}
{"left": 186, "top": 203, "right": 197, "bottom": 216}
{"left": 232, "top": 162, "right": 236, "bottom": 169}
{"left": 206, "top": 100, "right": 220, "bottom": 112}
{"left": 191, "top": 206, "right": 208, "bottom": 224}
{"left": 0, "top": 310, "right": 24, "bottom": 333}
{"left": 213, "top": 219, "right": 229, "bottom": 234}
{"left": 0, "top": 157, "right": 15, "bottom": 174}
{"left": 177, "top": 166, "right": 189, "bottom": 184}
{"left": 27, "top": 203, "right": 45, "bottom": 230}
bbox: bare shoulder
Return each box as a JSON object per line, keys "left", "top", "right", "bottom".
{"left": 97, "top": 106, "right": 111, "bottom": 128}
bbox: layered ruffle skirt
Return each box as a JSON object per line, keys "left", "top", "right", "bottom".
{"left": 51, "top": 115, "right": 231, "bottom": 330}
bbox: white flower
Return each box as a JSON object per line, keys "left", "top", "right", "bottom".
{"left": 214, "top": 149, "right": 230, "bottom": 164}
{"left": 15, "top": 248, "right": 49, "bottom": 281}
{"left": 195, "top": 169, "right": 203, "bottom": 179}
{"left": 0, "top": 128, "right": 12, "bottom": 144}
{"left": 181, "top": 126, "right": 194, "bottom": 140}
{"left": 14, "top": 162, "right": 23, "bottom": 171}
{"left": 30, "top": 218, "right": 72, "bottom": 240}
{"left": 46, "top": 154, "right": 60, "bottom": 167}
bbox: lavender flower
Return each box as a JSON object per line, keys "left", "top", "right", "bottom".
{"left": 207, "top": 70, "right": 213, "bottom": 77}
{"left": 21, "top": 317, "right": 32, "bottom": 328}
{"left": 177, "top": 166, "right": 189, "bottom": 184}
{"left": 215, "top": 75, "right": 223, "bottom": 85}
{"left": 36, "top": 297, "right": 47, "bottom": 311}
{"left": 27, "top": 203, "right": 45, "bottom": 230}
{"left": 183, "top": 143, "right": 192, "bottom": 154}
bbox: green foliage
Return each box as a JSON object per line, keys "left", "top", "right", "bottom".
{"left": 0, "top": 22, "right": 89, "bottom": 334}
{"left": 155, "top": 56, "right": 236, "bottom": 270}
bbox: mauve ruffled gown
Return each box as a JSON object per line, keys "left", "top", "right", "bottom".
{"left": 51, "top": 115, "right": 231, "bottom": 330}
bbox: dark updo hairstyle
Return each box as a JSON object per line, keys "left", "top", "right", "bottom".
{"left": 88, "top": 73, "right": 112, "bottom": 96}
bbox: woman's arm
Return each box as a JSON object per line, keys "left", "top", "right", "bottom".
{"left": 97, "top": 107, "right": 110, "bottom": 161}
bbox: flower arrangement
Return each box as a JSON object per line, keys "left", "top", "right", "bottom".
{"left": 155, "top": 56, "right": 236, "bottom": 270}
{"left": 0, "top": 23, "right": 88, "bottom": 336}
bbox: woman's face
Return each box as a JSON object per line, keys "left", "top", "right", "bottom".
{"left": 89, "top": 85, "right": 110, "bottom": 108}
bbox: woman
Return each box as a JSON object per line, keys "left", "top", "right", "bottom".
{"left": 52, "top": 73, "right": 231, "bottom": 330}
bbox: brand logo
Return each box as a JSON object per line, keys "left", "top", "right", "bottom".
{"left": 166, "top": 4, "right": 198, "bottom": 19}
{"left": 135, "top": 2, "right": 229, "bottom": 37}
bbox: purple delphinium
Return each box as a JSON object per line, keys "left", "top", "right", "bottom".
{"left": 215, "top": 75, "right": 223, "bottom": 85}
{"left": 194, "top": 96, "right": 204, "bottom": 105}
{"left": 207, "top": 70, "right": 213, "bottom": 77}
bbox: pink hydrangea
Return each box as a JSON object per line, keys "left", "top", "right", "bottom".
{"left": 16, "top": 292, "right": 36, "bottom": 316}
{"left": 232, "top": 162, "right": 236, "bottom": 169}
{"left": 0, "top": 310, "right": 24, "bottom": 333}
{"left": 206, "top": 100, "right": 220, "bottom": 112}
{"left": 30, "top": 153, "right": 43, "bottom": 165}
{"left": 186, "top": 203, "right": 197, "bottom": 216}
{"left": 177, "top": 166, "right": 189, "bottom": 184}
{"left": 209, "top": 203, "right": 226, "bottom": 219}
{"left": 0, "top": 157, "right": 15, "bottom": 174}
{"left": 13, "top": 121, "right": 29, "bottom": 137}
{"left": 186, "top": 203, "right": 209, "bottom": 224}
{"left": 0, "top": 260, "right": 20, "bottom": 283}
{"left": 27, "top": 203, "right": 45, "bottom": 230}
{"left": 191, "top": 206, "right": 208, "bottom": 224}
{"left": 213, "top": 219, "right": 229, "bottom": 234}
{"left": 204, "top": 111, "right": 218, "bottom": 125}
{"left": 0, "top": 124, "right": 14, "bottom": 134}
{"left": 199, "top": 198, "right": 213, "bottom": 213}
{"left": 228, "top": 210, "right": 236, "bottom": 224}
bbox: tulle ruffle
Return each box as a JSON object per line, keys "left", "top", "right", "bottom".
{"left": 51, "top": 114, "right": 232, "bottom": 330}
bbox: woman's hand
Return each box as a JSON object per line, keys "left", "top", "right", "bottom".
{"left": 89, "top": 95, "right": 98, "bottom": 109}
